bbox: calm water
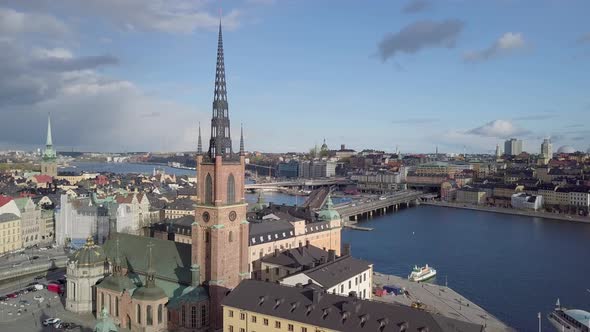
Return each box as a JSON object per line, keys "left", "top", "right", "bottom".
{"left": 62, "top": 161, "right": 195, "bottom": 176}
{"left": 66, "top": 163, "right": 590, "bottom": 330}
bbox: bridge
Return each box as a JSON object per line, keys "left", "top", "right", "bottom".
{"left": 245, "top": 178, "right": 352, "bottom": 192}
{"left": 334, "top": 190, "right": 423, "bottom": 222}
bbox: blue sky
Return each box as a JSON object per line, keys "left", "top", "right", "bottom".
{"left": 0, "top": 0, "right": 589, "bottom": 153}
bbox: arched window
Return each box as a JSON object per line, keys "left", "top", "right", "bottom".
{"left": 158, "top": 304, "right": 163, "bottom": 324}
{"left": 115, "top": 297, "right": 119, "bottom": 317}
{"left": 201, "top": 305, "right": 207, "bottom": 326}
{"left": 100, "top": 292, "right": 104, "bottom": 310}
{"left": 228, "top": 231, "right": 233, "bottom": 243}
{"left": 108, "top": 294, "right": 112, "bottom": 314}
{"left": 147, "top": 305, "right": 153, "bottom": 325}
{"left": 227, "top": 174, "right": 235, "bottom": 204}
{"left": 191, "top": 306, "right": 197, "bottom": 328}
{"left": 205, "top": 174, "right": 213, "bottom": 204}
{"left": 137, "top": 304, "right": 141, "bottom": 324}
{"left": 181, "top": 305, "right": 186, "bottom": 327}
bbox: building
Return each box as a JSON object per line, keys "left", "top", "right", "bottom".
{"left": 66, "top": 237, "right": 107, "bottom": 313}
{"left": 511, "top": 193, "right": 543, "bottom": 211}
{"left": 280, "top": 254, "right": 373, "bottom": 300}
{"left": 331, "top": 144, "right": 356, "bottom": 160}
{"left": 14, "top": 197, "right": 42, "bottom": 248}
{"left": 0, "top": 213, "right": 22, "bottom": 254}
{"left": 350, "top": 172, "right": 404, "bottom": 193}
{"left": 455, "top": 188, "right": 487, "bottom": 205}
{"left": 541, "top": 138, "right": 553, "bottom": 164}
{"left": 191, "top": 21, "right": 250, "bottom": 330}
{"left": 504, "top": 138, "right": 523, "bottom": 156}
{"left": 298, "top": 160, "right": 336, "bottom": 178}
{"left": 55, "top": 194, "right": 115, "bottom": 247}
{"left": 222, "top": 280, "right": 484, "bottom": 332}
{"left": 164, "top": 198, "right": 196, "bottom": 220}
{"left": 115, "top": 192, "right": 152, "bottom": 235}
{"left": 277, "top": 160, "right": 299, "bottom": 178}
{"left": 257, "top": 243, "right": 330, "bottom": 283}
{"left": 495, "top": 144, "right": 501, "bottom": 159}
{"left": 569, "top": 186, "right": 590, "bottom": 208}
{"left": 152, "top": 215, "right": 193, "bottom": 244}
{"left": 41, "top": 114, "right": 58, "bottom": 177}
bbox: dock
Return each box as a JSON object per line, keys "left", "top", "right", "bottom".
{"left": 343, "top": 225, "right": 374, "bottom": 231}
{"left": 373, "top": 273, "right": 512, "bottom": 331}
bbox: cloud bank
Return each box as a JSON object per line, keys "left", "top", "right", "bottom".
{"left": 402, "top": 0, "right": 432, "bottom": 14}
{"left": 464, "top": 32, "right": 525, "bottom": 62}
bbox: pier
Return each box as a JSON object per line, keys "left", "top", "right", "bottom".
{"left": 373, "top": 273, "right": 512, "bottom": 331}
{"left": 335, "top": 190, "right": 424, "bottom": 222}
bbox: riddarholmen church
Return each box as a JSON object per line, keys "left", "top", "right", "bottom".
{"left": 66, "top": 19, "right": 483, "bottom": 332}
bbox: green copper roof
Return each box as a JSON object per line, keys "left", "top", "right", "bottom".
{"left": 250, "top": 191, "right": 267, "bottom": 212}
{"left": 318, "top": 195, "right": 340, "bottom": 221}
{"left": 132, "top": 285, "right": 167, "bottom": 301}
{"left": 13, "top": 197, "right": 31, "bottom": 211}
{"left": 98, "top": 275, "right": 136, "bottom": 293}
{"left": 94, "top": 307, "right": 118, "bottom": 332}
{"left": 69, "top": 237, "right": 106, "bottom": 267}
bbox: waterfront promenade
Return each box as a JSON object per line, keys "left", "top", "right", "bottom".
{"left": 423, "top": 201, "right": 590, "bottom": 224}
{"left": 373, "top": 273, "right": 512, "bottom": 331}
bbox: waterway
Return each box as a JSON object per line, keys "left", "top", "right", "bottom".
{"left": 62, "top": 161, "right": 195, "bottom": 176}
{"left": 257, "top": 192, "right": 590, "bottom": 331}
{"left": 63, "top": 162, "right": 590, "bottom": 331}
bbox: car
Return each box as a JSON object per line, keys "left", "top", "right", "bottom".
{"left": 31, "top": 255, "right": 40, "bottom": 260}
{"left": 26, "top": 286, "right": 36, "bottom": 292}
{"left": 57, "top": 279, "right": 66, "bottom": 285}
{"left": 33, "top": 295, "right": 44, "bottom": 302}
{"left": 6, "top": 293, "right": 17, "bottom": 298}
{"left": 19, "top": 300, "right": 30, "bottom": 306}
{"left": 42, "top": 318, "right": 61, "bottom": 326}
{"left": 34, "top": 275, "right": 44, "bottom": 280}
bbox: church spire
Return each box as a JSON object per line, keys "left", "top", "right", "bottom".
{"left": 145, "top": 241, "right": 156, "bottom": 287}
{"left": 208, "top": 20, "right": 233, "bottom": 159}
{"left": 197, "top": 122, "right": 203, "bottom": 155}
{"left": 239, "top": 123, "right": 244, "bottom": 155}
{"left": 46, "top": 113, "right": 53, "bottom": 147}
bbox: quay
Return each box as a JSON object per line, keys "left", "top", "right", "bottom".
{"left": 423, "top": 201, "right": 590, "bottom": 224}
{"left": 343, "top": 224, "right": 374, "bottom": 231}
{"left": 373, "top": 273, "right": 512, "bottom": 331}
{"left": 335, "top": 190, "right": 424, "bottom": 222}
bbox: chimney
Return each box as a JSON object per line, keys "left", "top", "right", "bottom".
{"left": 305, "top": 240, "right": 310, "bottom": 248}
{"left": 342, "top": 243, "right": 351, "bottom": 256}
{"left": 341, "top": 144, "right": 345, "bottom": 150}
{"left": 348, "top": 291, "right": 357, "bottom": 298}
{"left": 319, "top": 256, "right": 326, "bottom": 265}
{"left": 328, "top": 249, "right": 336, "bottom": 262}
{"left": 190, "top": 264, "right": 200, "bottom": 287}
{"left": 398, "top": 322, "right": 409, "bottom": 332}
{"left": 274, "top": 248, "right": 280, "bottom": 257}
{"left": 312, "top": 289, "right": 323, "bottom": 304}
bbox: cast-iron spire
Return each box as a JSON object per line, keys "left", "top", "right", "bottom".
{"left": 239, "top": 123, "right": 244, "bottom": 155}
{"left": 145, "top": 241, "right": 156, "bottom": 287}
{"left": 46, "top": 113, "right": 53, "bottom": 147}
{"left": 208, "top": 20, "right": 233, "bottom": 159}
{"left": 197, "top": 122, "right": 203, "bottom": 155}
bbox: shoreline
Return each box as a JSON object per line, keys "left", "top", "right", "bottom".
{"left": 423, "top": 201, "right": 590, "bottom": 224}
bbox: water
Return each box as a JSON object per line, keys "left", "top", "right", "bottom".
{"left": 61, "top": 161, "right": 195, "bottom": 176}
{"left": 62, "top": 163, "right": 590, "bottom": 330}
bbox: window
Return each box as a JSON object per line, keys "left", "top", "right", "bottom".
{"left": 191, "top": 306, "right": 197, "bottom": 328}
{"left": 240, "top": 329, "right": 245, "bottom": 332}
{"left": 340, "top": 284, "right": 344, "bottom": 293}
{"left": 181, "top": 306, "right": 186, "bottom": 326}
{"left": 275, "top": 267, "right": 280, "bottom": 275}
{"left": 229, "top": 326, "right": 234, "bottom": 332}
{"left": 275, "top": 321, "right": 281, "bottom": 328}
{"left": 229, "top": 231, "right": 233, "bottom": 243}
{"left": 205, "top": 174, "right": 213, "bottom": 204}
{"left": 363, "top": 273, "right": 366, "bottom": 282}
{"left": 158, "top": 304, "right": 162, "bottom": 324}
{"left": 348, "top": 280, "right": 351, "bottom": 289}
{"left": 263, "top": 318, "right": 269, "bottom": 326}
{"left": 301, "top": 328, "right": 308, "bottom": 332}
{"left": 288, "top": 324, "right": 294, "bottom": 331}
{"left": 201, "top": 305, "right": 207, "bottom": 326}
{"left": 355, "top": 277, "right": 358, "bottom": 285}
{"left": 100, "top": 293, "right": 104, "bottom": 311}
{"left": 252, "top": 315, "right": 257, "bottom": 323}
{"left": 108, "top": 294, "right": 112, "bottom": 314}
{"left": 227, "top": 174, "right": 235, "bottom": 204}
{"left": 229, "top": 310, "right": 234, "bottom": 318}
{"left": 137, "top": 304, "right": 141, "bottom": 324}
{"left": 240, "top": 312, "right": 246, "bottom": 320}
{"left": 147, "top": 305, "right": 153, "bottom": 325}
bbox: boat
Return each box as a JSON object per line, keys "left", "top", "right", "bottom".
{"left": 408, "top": 264, "right": 437, "bottom": 282}
{"left": 548, "top": 298, "right": 590, "bottom": 332}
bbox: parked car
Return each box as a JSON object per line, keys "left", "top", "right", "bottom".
{"left": 34, "top": 275, "right": 44, "bottom": 280}
{"left": 33, "top": 284, "right": 44, "bottom": 290}
{"left": 26, "top": 286, "right": 36, "bottom": 292}
{"left": 6, "top": 293, "right": 18, "bottom": 298}
{"left": 33, "top": 295, "right": 44, "bottom": 302}
{"left": 0, "top": 296, "right": 7, "bottom": 301}
{"left": 42, "top": 318, "right": 61, "bottom": 326}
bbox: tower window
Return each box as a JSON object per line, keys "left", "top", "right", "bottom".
{"left": 227, "top": 174, "right": 235, "bottom": 204}
{"left": 229, "top": 231, "right": 233, "bottom": 243}
{"left": 205, "top": 174, "right": 213, "bottom": 204}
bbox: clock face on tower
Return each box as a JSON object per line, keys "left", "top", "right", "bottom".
{"left": 202, "top": 211, "right": 210, "bottom": 223}
{"left": 229, "top": 211, "right": 237, "bottom": 221}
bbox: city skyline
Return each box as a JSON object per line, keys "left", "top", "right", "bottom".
{"left": 0, "top": 0, "right": 589, "bottom": 153}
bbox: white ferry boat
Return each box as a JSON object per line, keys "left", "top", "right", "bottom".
{"left": 408, "top": 264, "right": 437, "bottom": 282}
{"left": 548, "top": 298, "right": 590, "bottom": 332}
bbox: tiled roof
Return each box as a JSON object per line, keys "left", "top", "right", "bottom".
{"left": 222, "top": 280, "right": 483, "bottom": 332}
{"left": 298, "top": 255, "right": 371, "bottom": 288}
{"left": 0, "top": 195, "right": 13, "bottom": 208}
{"left": 34, "top": 174, "right": 53, "bottom": 183}
{"left": 261, "top": 244, "right": 329, "bottom": 268}
{"left": 0, "top": 213, "right": 20, "bottom": 223}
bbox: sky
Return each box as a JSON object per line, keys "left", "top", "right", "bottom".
{"left": 0, "top": 0, "right": 589, "bottom": 154}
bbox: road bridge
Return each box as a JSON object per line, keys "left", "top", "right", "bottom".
{"left": 245, "top": 178, "right": 352, "bottom": 192}
{"left": 335, "top": 190, "right": 423, "bottom": 222}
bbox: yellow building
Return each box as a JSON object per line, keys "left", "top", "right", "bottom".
{"left": 222, "top": 280, "right": 483, "bottom": 332}
{"left": 456, "top": 188, "right": 487, "bottom": 205}
{"left": 0, "top": 213, "right": 22, "bottom": 254}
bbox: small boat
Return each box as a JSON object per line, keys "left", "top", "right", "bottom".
{"left": 548, "top": 298, "right": 590, "bottom": 332}
{"left": 408, "top": 264, "right": 437, "bottom": 282}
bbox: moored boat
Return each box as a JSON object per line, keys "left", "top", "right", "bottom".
{"left": 408, "top": 264, "right": 437, "bottom": 282}
{"left": 548, "top": 298, "right": 590, "bottom": 332}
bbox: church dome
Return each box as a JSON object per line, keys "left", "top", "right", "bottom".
{"left": 557, "top": 145, "right": 576, "bottom": 154}
{"left": 69, "top": 237, "right": 106, "bottom": 268}
{"left": 132, "top": 285, "right": 167, "bottom": 301}
{"left": 318, "top": 195, "right": 341, "bottom": 221}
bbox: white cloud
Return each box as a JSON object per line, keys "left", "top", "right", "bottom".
{"left": 0, "top": 7, "right": 69, "bottom": 36}
{"left": 467, "top": 119, "right": 529, "bottom": 138}
{"left": 464, "top": 32, "right": 526, "bottom": 62}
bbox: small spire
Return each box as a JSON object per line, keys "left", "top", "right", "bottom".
{"left": 240, "top": 123, "right": 244, "bottom": 155}
{"left": 146, "top": 241, "right": 156, "bottom": 287}
{"left": 197, "top": 122, "right": 203, "bottom": 155}
{"left": 46, "top": 113, "right": 53, "bottom": 147}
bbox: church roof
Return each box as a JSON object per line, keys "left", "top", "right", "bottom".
{"left": 102, "top": 233, "right": 192, "bottom": 285}
{"left": 69, "top": 237, "right": 106, "bottom": 267}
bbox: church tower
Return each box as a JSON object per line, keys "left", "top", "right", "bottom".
{"left": 41, "top": 114, "right": 58, "bottom": 177}
{"left": 192, "top": 21, "right": 249, "bottom": 330}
